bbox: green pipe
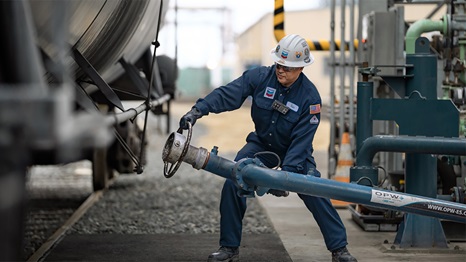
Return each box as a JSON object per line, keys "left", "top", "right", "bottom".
{"left": 405, "top": 15, "right": 448, "bottom": 54}
{"left": 459, "top": 39, "right": 466, "bottom": 84}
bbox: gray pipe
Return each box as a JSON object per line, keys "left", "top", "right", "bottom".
{"left": 104, "top": 94, "right": 171, "bottom": 126}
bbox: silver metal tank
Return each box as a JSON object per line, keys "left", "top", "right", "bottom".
{"left": 29, "top": 0, "right": 168, "bottom": 83}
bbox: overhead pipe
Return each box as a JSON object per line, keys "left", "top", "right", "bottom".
{"left": 273, "top": 0, "right": 358, "bottom": 51}
{"left": 162, "top": 134, "right": 466, "bottom": 224}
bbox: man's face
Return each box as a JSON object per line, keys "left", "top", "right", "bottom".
{"left": 275, "top": 63, "right": 303, "bottom": 87}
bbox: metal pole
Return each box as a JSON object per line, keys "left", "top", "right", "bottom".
{"left": 339, "top": 0, "right": 347, "bottom": 139}
{"left": 329, "top": 0, "right": 337, "bottom": 177}
{"left": 348, "top": 0, "right": 355, "bottom": 135}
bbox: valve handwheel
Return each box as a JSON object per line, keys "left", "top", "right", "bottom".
{"left": 163, "top": 122, "right": 192, "bottom": 178}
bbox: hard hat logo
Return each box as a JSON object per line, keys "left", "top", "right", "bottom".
{"left": 281, "top": 50, "right": 288, "bottom": 59}
{"left": 270, "top": 34, "right": 314, "bottom": 67}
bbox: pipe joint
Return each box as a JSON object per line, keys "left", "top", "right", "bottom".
{"left": 233, "top": 158, "right": 261, "bottom": 197}
{"left": 234, "top": 158, "right": 271, "bottom": 197}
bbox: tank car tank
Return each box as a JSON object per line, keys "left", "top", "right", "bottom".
{"left": 0, "top": 1, "right": 176, "bottom": 259}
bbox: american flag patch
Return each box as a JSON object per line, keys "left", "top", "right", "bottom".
{"left": 310, "top": 104, "right": 321, "bottom": 114}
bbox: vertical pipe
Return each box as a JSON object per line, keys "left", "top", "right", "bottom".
{"left": 406, "top": 154, "right": 437, "bottom": 198}
{"left": 339, "top": 0, "right": 347, "bottom": 139}
{"left": 329, "top": 0, "right": 336, "bottom": 177}
{"left": 356, "top": 80, "right": 373, "bottom": 155}
{"left": 399, "top": 153, "right": 448, "bottom": 248}
{"left": 348, "top": 0, "right": 355, "bottom": 135}
{"left": 406, "top": 52, "right": 437, "bottom": 100}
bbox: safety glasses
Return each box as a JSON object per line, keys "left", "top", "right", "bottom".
{"left": 275, "top": 63, "right": 299, "bottom": 72}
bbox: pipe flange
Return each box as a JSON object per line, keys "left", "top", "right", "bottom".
{"left": 233, "top": 158, "right": 270, "bottom": 197}
{"left": 233, "top": 158, "right": 256, "bottom": 193}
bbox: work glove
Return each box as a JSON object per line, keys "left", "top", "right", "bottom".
{"left": 179, "top": 107, "right": 203, "bottom": 129}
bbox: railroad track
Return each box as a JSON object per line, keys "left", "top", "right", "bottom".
{"left": 23, "top": 161, "right": 104, "bottom": 261}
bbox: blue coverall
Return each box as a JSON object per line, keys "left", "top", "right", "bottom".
{"left": 193, "top": 64, "right": 348, "bottom": 252}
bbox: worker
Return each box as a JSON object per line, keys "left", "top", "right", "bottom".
{"left": 179, "top": 34, "right": 357, "bottom": 262}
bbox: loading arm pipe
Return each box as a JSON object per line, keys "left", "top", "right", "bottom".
{"left": 273, "top": 0, "right": 358, "bottom": 51}
{"left": 236, "top": 161, "right": 466, "bottom": 224}
{"left": 356, "top": 135, "right": 466, "bottom": 167}
{"left": 405, "top": 15, "right": 448, "bottom": 54}
{"left": 162, "top": 134, "right": 466, "bottom": 224}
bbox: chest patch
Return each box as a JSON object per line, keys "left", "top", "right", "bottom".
{"left": 286, "top": 101, "right": 299, "bottom": 112}
{"left": 310, "top": 115, "right": 319, "bottom": 124}
{"left": 264, "top": 87, "right": 276, "bottom": 99}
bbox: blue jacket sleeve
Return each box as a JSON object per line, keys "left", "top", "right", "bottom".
{"left": 194, "top": 67, "right": 265, "bottom": 115}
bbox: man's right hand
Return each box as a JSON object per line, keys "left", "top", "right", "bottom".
{"left": 179, "top": 107, "right": 203, "bottom": 130}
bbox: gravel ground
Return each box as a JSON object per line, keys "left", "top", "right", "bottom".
{"left": 23, "top": 102, "right": 275, "bottom": 259}
{"left": 69, "top": 111, "right": 274, "bottom": 235}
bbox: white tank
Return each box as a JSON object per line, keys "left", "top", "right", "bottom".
{"left": 29, "top": 0, "right": 168, "bottom": 83}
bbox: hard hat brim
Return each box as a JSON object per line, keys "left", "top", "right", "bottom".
{"left": 270, "top": 48, "right": 315, "bottom": 67}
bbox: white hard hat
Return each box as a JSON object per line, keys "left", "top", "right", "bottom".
{"left": 270, "top": 34, "right": 314, "bottom": 67}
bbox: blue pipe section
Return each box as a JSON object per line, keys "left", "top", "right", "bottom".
{"left": 202, "top": 153, "right": 466, "bottom": 224}
{"left": 355, "top": 81, "right": 373, "bottom": 154}
{"left": 356, "top": 135, "right": 466, "bottom": 167}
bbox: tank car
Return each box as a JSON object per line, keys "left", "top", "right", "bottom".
{"left": 0, "top": 0, "right": 176, "bottom": 259}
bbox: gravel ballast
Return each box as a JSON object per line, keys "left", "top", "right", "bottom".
{"left": 70, "top": 117, "right": 275, "bottom": 235}
{"left": 24, "top": 108, "right": 275, "bottom": 259}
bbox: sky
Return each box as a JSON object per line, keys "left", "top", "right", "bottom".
{"left": 157, "top": 0, "right": 324, "bottom": 68}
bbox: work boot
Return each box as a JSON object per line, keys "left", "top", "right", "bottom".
{"left": 207, "top": 246, "right": 239, "bottom": 262}
{"left": 331, "top": 246, "right": 357, "bottom": 262}
{"left": 267, "top": 189, "right": 289, "bottom": 197}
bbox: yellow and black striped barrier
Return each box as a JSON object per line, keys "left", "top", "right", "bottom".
{"left": 273, "top": 0, "right": 358, "bottom": 51}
